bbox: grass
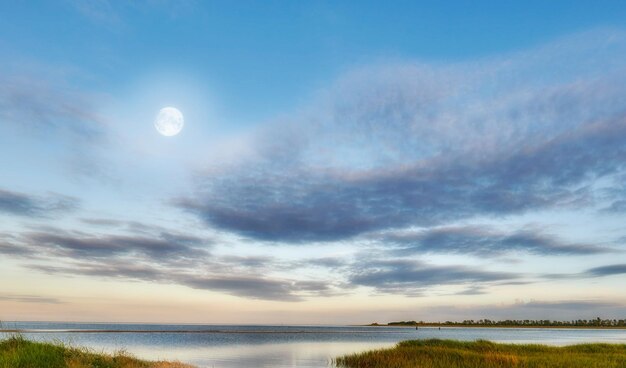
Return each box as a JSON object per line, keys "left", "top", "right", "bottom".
{"left": 335, "top": 339, "right": 626, "bottom": 368}
{"left": 0, "top": 336, "right": 194, "bottom": 368}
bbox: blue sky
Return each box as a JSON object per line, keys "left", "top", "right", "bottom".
{"left": 1, "top": 1, "right": 626, "bottom": 323}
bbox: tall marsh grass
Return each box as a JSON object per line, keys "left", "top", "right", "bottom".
{"left": 0, "top": 336, "right": 194, "bottom": 368}
{"left": 335, "top": 339, "right": 626, "bottom": 368}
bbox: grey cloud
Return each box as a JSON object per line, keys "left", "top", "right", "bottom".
{"left": 349, "top": 259, "right": 520, "bottom": 295}
{"left": 586, "top": 264, "right": 626, "bottom": 277}
{"left": 0, "top": 241, "right": 31, "bottom": 257}
{"left": 180, "top": 117, "right": 626, "bottom": 242}
{"left": 8, "top": 225, "right": 334, "bottom": 301}
{"left": 30, "top": 261, "right": 330, "bottom": 302}
{"left": 543, "top": 263, "right": 626, "bottom": 280}
{"left": 26, "top": 231, "right": 210, "bottom": 261}
{"left": 455, "top": 286, "right": 487, "bottom": 296}
{"left": 178, "top": 31, "right": 626, "bottom": 243}
{"left": 31, "top": 263, "right": 163, "bottom": 282}
{"left": 174, "top": 274, "right": 335, "bottom": 301}
{"left": 0, "top": 188, "right": 79, "bottom": 217}
{"left": 182, "top": 275, "right": 304, "bottom": 301}
{"left": 384, "top": 226, "right": 612, "bottom": 256}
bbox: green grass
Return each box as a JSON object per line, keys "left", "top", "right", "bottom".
{"left": 335, "top": 339, "right": 626, "bottom": 368}
{"left": 0, "top": 336, "right": 194, "bottom": 368}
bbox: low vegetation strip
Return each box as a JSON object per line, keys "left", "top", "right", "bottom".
{"left": 0, "top": 337, "right": 194, "bottom": 368}
{"left": 378, "top": 318, "right": 626, "bottom": 328}
{"left": 335, "top": 339, "right": 626, "bottom": 368}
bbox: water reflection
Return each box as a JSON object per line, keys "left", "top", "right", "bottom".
{"left": 2, "top": 323, "right": 625, "bottom": 368}
{"left": 129, "top": 342, "right": 396, "bottom": 368}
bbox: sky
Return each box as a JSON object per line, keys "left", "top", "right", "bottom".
{"left": 1, "top": 1, "right": 626, "bottom": 324}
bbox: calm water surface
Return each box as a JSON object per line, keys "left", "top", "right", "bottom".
{"left": 2, "top": 322, "right": 625, "bottom": 367}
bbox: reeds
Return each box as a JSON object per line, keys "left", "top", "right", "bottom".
{"left": 335, "top": 339, "right": 626, "bottom": 368}
{"left": 0, "top": 336, "right": 194, "bottom": 368}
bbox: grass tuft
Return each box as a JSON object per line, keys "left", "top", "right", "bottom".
{"left": 335, "top": 339, "right": 626, "bottom": 368}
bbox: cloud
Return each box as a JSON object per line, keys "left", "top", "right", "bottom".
{"left": 181, "top": 275, "right": 327, "bottom": 301}
{"left": 0, "top": 294, "right": 63, "bottom": 304}
{"left": 349, "top": 259, "right": 520, "bottom": 295}
{"left": 0, "top": 241, "right": 31, "bottom": 257}
{"left": 383, "top": 225, "right": 612, "bottom": 256}
{"left": 178, "top": 29, "right": 626, "bottom": 243}
{"left": 4, "top": 224, "right": 337, "bottom": 301}
{"left": 601, "top": 177, "right": 626, "bottom": 212}
{"left": 0, "top": 62, "right": 114, "bottom": 180}
{"left": 0, "top": 188, "right": 79, "bottom": 217}
{"left": 0, "top": 68, "right": 105, "bottom": 141}
{"left": 455, "top": 286, "right": 487, "bottom": 296}
{"left": 24, "top": 230, "right": 211, "bottom": 262}
{"left": 585, "top": 264, "right": 626, "bottom": 277}
{"left": 30, "top": 261, "right": 332, "bottom": 302}
{"left": 543, "top": 263, "right": 626, "bottom": 280}
{"left": 32, "top": 263, "right": 164, "bottom": 282}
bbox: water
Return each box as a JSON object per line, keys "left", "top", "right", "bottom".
{"left": 2, "top": 322, "right": 625, "bottom": 367}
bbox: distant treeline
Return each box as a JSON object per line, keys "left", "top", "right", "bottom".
{"left": 378, "top": 318, "right": 626, "bottom": 327}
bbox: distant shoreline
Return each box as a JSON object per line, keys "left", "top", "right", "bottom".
{"left": 361, "top": 324, "right": 626, "bottom": 329}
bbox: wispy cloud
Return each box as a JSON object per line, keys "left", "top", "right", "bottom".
{"left": 544, "top": 263, "right": 626, "bottom": 280}
{"left": 0, "top": 294, "right": 63, "bottom": 304}
{"left": 30, "top": 261, "right": 333, "bottom": 302}
{"left": 0, "top": 69, "right": 105, "bottom": 141}
{"left": 585, "top": 264, "right": 626, "bottom": 277}
{"left": 26, "top": 230, "right": 210, "bottom": 262}
{"left": 4, "top": 224, "right": 339, "bottom": 301}
{"left": 383, "top": 225, "right": 613, "bottom": 257}
{"left": 0, "top": 188, "right": 79, "bottom": 217}
{"left": 349, "top": 259, "right": 520, "bottom": 296}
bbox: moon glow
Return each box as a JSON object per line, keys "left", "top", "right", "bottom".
{"left": 155, "top": 107, "right": 184, "bottom": 136}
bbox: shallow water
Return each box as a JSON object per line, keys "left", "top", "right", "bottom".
{"left": 2, "top": 322, "right": 625, "bottom": 367}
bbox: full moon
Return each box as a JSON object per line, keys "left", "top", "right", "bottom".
{"left": 154, "top": 107, "right": 184, "bottom": 136}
